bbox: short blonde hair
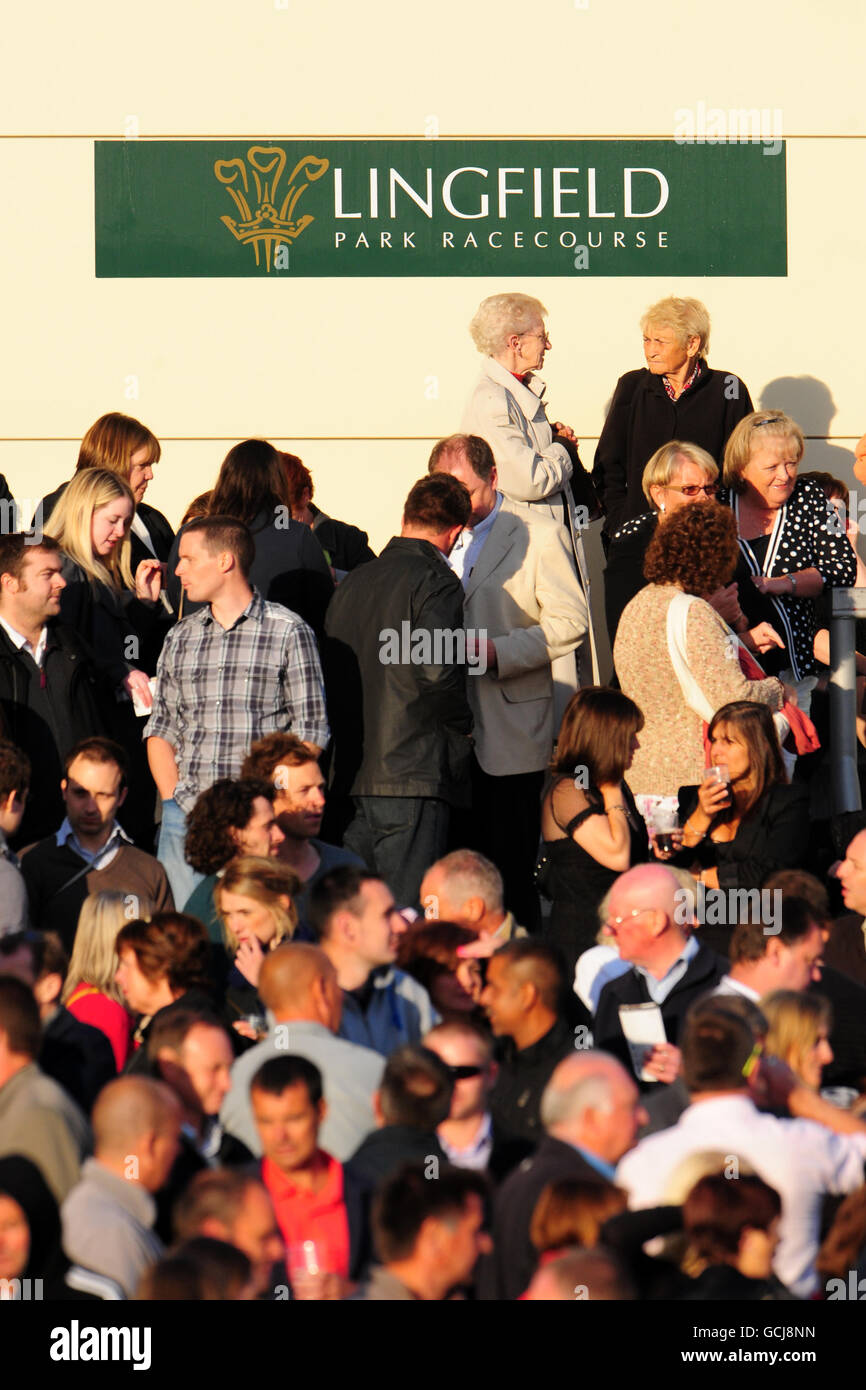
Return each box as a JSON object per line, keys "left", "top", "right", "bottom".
{"left": 640, "top": 296, "right": 711, "bottom": 355}
{"left": 216, "top": 856, "right": 299, "bottom": 956}
{"left": 722, "top": 410, "right": 805, "bottom": 494}
{"left": 642, "top": 441, "right": 718, "bottom": 505}
{"left": 45, "top": 468, "right": 136, "bottom": 590}
{"left": 761, "top": 990, "right": 832, "bottom": 1084}
{"left": 62, "top": 890, "right": 154, "bottom": 1006}
{"left": 469, "top": 293, "right": 548, "bottom": 356}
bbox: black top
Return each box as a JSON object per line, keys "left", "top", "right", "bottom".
{"left": 603, "top": 510, "right": 657, "bottom": 646}
{"left": 731, "top": 534, "right": 787, "bottom": 676}
{"left": 478, "top": 1136, "right": 606, "bottom": 1301}
{"left": 56, "top": 554, "right": 164, "bottom": 686}
{"left": 675, "top": 781, "right": 811, "bottom": 904}
{"left": 488, "top": 1016, "right": 574, "bottom": 1145}
{"left": 346, "top": 1124, "right": 447, "bottom": 1193}
{"left": 166, "top": 509, "right": 334, "bottom": 638}
{"left": 537, "top": 778, "right": 648, "bottom": 972}
{"left": 0, "top": 621, "right": 107, "bottom": 845}
{"left": 324, "top": 537, "right": 472, "bottom": 806}
{"left": 720, "top": 478, "right": 857, "bottom": 681}
{"left": 592, "top": 364, "right": 754, "bottom": 535}
{"left": 309, "top": 505, "right": 376, "bottom": 575}
{"left": 40, "top": 1006, "right": 116, "bottom": 1115}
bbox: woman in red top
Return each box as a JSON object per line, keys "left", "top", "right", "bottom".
{"left": 61, "top": 889, "right": 143, "bottom": 1069}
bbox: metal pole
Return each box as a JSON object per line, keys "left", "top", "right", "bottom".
{"left": 830, "top": 589, "right": 861, "bottom": 813}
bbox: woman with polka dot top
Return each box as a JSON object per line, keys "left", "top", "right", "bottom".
{"left": 718, "top": 410, "right": 857, "bottom": 714}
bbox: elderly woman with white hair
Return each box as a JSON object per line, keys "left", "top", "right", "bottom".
{"left": 463, "top": 291, "right": 603, "bottom": 681}
{"left": 593, "top": 296, "right": 753, "bottom": 536}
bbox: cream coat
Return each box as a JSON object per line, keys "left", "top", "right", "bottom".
{"left": 463, "top": 356, "right": 606, "bottom": 684}
{"left": 462, "top": 496, "right": 586, "bottom": 776}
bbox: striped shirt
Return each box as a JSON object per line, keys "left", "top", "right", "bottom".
{"left": 143, "top": 588, "right": 328, "bottom": 813}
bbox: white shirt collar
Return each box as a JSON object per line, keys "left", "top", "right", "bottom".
{"left": 130, "top": 511, "right": 157, "bottom": 556}
{"left": 0, "top": 614, "right": 48, "bottom": 666}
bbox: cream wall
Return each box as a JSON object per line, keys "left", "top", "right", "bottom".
{"left": 1, "top": 0, "right": 864, "bottom": 553}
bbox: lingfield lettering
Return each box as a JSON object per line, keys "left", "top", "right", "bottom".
{"left": 49, "top": 1321, "right": 152, "bottom": 1372}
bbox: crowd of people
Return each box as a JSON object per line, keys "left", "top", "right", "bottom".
{"left": 2, "top": 291, "right": 866, "bottom": 1303}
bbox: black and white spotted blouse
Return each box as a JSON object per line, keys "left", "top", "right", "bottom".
{"left": 719, "top": 478, "right": 856, "bottom": 680}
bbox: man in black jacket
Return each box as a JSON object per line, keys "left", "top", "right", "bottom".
{"left": 346, "top": 1044, "right": 450, "bottom": 1193}
{"left": 323, "top": 474, "right": 473, "bottom": 907}
{"left": 479, "top": 1050, "right": 647, "bottom": 1300}
{"left": 0, "top": 534, "right": 108, "bottom": 844}
{"left": 594, "top": 864, "right": 726, "bottom": 1086}
{"left": 0, "top": 931, "right": 115, "bottom": 1115}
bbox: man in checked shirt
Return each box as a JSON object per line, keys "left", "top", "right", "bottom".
{"left": 144, "top": 515, "right": 329, "bottom": 909}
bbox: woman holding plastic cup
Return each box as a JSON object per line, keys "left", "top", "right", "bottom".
{"left": 675, "top": 701, "right": 809, "bottom": 919}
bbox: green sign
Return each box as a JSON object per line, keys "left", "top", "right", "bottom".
{"left": 94, "top": 139, "right": 787, "bottom": 278}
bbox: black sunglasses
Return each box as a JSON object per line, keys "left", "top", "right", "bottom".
{"left": 448, "top": 1065, "right": 483, "bottom": 1081}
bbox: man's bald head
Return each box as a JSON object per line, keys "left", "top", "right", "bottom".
{"left": 258, "top": 943, "right": 341, "bottom": 1030}
{"left": 92, "top": 1076, "right": 180, "bottom": 1154}
{"left": 91, "top": 1076, "right": 182, "bottom": 1192}
{"left": 605, "top": 864, "right": 686, "bottom": 968}
{"left": 540, "top": 1051, "right": 645, "bottom": 1164}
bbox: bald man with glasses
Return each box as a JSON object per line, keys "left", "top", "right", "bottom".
{"left": 594, "top": 864, "right": 726, "bottom": 1089}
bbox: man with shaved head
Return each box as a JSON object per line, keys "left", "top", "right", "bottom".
{"left": 220, "top": 943, "right": 384, "bottom": 1161}
{"left": 60, "top": 1076, "right": 182, "bottom": 1297}
{"left": 593, "top": 864, "right": 725, "bottom": 1085}
{"left": 480, "top": 1050, "right": 646, "bottom": 1300}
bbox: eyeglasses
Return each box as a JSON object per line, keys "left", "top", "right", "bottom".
{"left": 520, "top": 329, "right": 550, "bottom": 345}
{"left": 753, "top": 416, "right": 784, "bottom": 428}
{"left": 604, "top": 907, "right": 653, "bottom": 930}
{"left": 448, "top": 1065, "right": 484, "bottom": 1081}
{"left": 665, "top": 482, "right": 718, "bottom": 498}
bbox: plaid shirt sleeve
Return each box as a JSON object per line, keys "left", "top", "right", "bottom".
{"left": 280, "top": 617, "right": 330, "bottom": 747}
{"left": 142, "top": 626, "right": 181, "bottom": 746}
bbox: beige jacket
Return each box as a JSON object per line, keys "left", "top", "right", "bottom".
{"left": 463, "top": 498, "right": 586, "bottom": 776}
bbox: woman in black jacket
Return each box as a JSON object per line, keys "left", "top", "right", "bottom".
{"left": 44, "top": 469, "right": 166, "bottom": 844}
{"left": 674, "top": 701, "right": 809, "bottom": 952}
{"left": 167, "top": 439, "right": 334, "bottom": 637}
{"left": 592, "top": 295, "right": 752, "bottom": 535}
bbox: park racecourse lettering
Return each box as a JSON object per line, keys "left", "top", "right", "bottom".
{"left": 95, "top": 139, "right": 786, "bottom": 278}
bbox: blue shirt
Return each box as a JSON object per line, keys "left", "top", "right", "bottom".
{"left": 447, "top": 492, "right": 503, "bottom": 587}
{"left": 572, "top": 1144, "right": 617, "bottom": 1182}
{"left": 634, "top": 934, "right": 699, "bottom": 1004}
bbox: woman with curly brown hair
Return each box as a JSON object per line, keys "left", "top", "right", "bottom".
{"left": 614, "top": 501, "right": 792, "bottom": 800}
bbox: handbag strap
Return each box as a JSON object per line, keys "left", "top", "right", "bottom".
{"left": 665, "top": 592, "right": 716, "bottom": 723}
